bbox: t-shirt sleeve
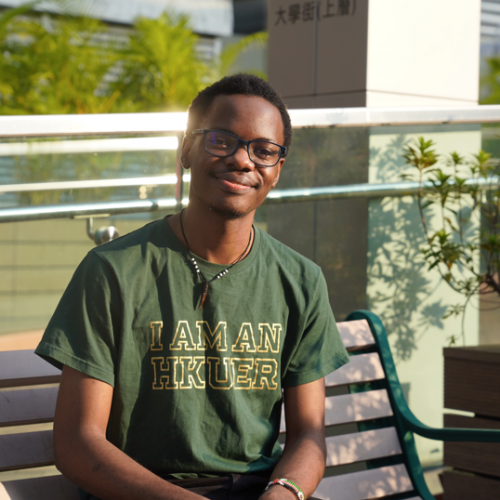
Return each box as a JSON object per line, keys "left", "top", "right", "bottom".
{"left": 282, "top": 271, "right": 350, "bottom": 388}
{"left": 35, "top": 251, "right": 121, "bottom": 387}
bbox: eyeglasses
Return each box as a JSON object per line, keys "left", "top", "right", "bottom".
{"left": 192, "top": 129, "right": 287, "bottom": 167}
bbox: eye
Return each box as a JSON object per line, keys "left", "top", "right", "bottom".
{"left": 214, "top": 137, "right": 228, "bottom": 147}
{"left": 252, "top": 143, "right": 279, "bottom": 160}
{"left": 255, "top": 148, "right": 272, "bottom": 158}
{"left": 208, "top": 132, "right": 232, "bottom": 149}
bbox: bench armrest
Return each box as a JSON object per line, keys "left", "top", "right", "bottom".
{"left": 346, "top": 310, "right": 500, "bottom": 444}
{"left": 400, "top": 409, "right": 500, "bottom": 442}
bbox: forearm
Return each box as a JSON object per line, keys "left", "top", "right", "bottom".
{"left": 54, "top": 427, "right": 204, "bottom": 500}
{"left": 261, "top": 430, "right": 326, "bottom": 500}
{"left": 262, "top": 379, "right": 328, "bottom": 500}
{"left": 54, "top": 366, "right": 204, "bottom": 500}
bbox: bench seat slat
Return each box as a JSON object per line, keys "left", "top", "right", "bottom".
{"left": 0, "top": 474, "right": 79, "bottom": 500}
{"left": 325, "top": 353, "right": 385, "bottom": 388}
{"left": 0, "top": 431, "right": 54, "bottom": 472}
{"left": 0, "top": 387, "right": 58, "bottom": 427}
{"left": 337, "top": 320, "right": 376, "bottom": 352}
{"left": 326, "top": 427, "right": 402, "bottom": 466}
{"left": 313, "top": 464, "right": 414, "bottom": 500}
{"left": 0, "top": 351, "right": 60, "bottom": 389}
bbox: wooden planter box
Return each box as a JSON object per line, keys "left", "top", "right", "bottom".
{"left": 443, "top": 346, "right": 500, "bottom": 499}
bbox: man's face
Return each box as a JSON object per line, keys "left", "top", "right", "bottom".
{"left": 182, "top": 94, "right": 286, "bottom": 219}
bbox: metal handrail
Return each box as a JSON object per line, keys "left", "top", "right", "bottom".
{"left": 1, "top": 105, "right": 500, "bottom": 138}
{"left": 1, "top": 177, "right": 498, "bottom": 223}
{"left": 0, "top": 198, "right": 179, "bottom": 222}
{"left": 0, "top": 136, "right": 179, "bottom": 156}
{"left": 268, "top": 176, "right": 500, "bottom": 202}
{"left": 0, "top": 175, "right": 192, "bottom": 194}
{"left": 0, "top": 113, "right": 187, "bottom": 138}
{"left": 266, "top": 181, "right": 424, "bottom": 202}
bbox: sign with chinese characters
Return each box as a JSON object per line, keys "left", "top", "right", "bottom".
{"left": 268, "top": 0, "right": 368, "bottom": 108}
{"left": 273, "top": 0, "right": 356, "bottom": 26}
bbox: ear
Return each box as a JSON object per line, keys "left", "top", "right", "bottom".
{"left": 271, "top": 158, "right": 285, "bottom": 188}
{"left": 180, "top": 134, "right": 192, "bottom": 170}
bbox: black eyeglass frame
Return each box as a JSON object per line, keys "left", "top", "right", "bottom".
{"left": 192, "top": 129, "right": 287, "bottom": 167}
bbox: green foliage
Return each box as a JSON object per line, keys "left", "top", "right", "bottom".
{"left": 481, "top": 56, "right": 500, "bottom": 104}
{"left": 0, "top": 2, "right": 268, "bottom": 115}
{"left": 215, "top": 31, "right": 268, "bottom": 82}
{"left": 403, "top": 137, "right": 439, "bottom": 172}
{"left": 112, "top": 12, "right": 208, "bottom": 112}
{"left": 0, "top": 2, "right": 122, "bottom": 114}
{"left": 403, "top": 138, "right": 500, "bottom": 341}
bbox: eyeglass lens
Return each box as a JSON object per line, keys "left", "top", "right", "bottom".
{"left": 205, "top": 131, "right": 281, "bottom": 166}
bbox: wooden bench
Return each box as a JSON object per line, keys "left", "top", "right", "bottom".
{"left": 1, "top": 310, "right": 500, "bottom": 500}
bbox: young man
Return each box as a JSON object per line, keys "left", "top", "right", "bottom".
{"left": 36, "top": 74, "right": 350, "bottom": 500}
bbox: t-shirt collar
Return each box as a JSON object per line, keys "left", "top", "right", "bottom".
{"left": 162, "top": 215, "right": 260, "bottom": 277}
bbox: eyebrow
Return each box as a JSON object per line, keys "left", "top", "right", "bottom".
{"left": 208, "top": 127, "right": 277, "bottom": 143}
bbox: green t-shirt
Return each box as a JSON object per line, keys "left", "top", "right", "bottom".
{"left": 36, "top": 216, "right": 349, "bottom": 479}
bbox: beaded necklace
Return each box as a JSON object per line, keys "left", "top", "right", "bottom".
{"left": 179, "top": 210, "right": 254, "bottom": 309}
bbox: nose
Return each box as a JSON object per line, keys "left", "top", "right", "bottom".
{"left": 224, "top": 142, "right": 255, "bottom": 170}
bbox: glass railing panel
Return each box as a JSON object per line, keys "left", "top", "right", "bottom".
{"left": 0, "top": 133, "right": 181, "bottom": 209}
{"left": 276, "top": 123, "right": 500, "bottom": 190}
{"left": 275, "top": 127, "right": 369, "bottom": 190}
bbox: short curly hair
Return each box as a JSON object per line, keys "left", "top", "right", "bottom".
{"left": 186, "top": 73, "right": 292, "bottom": 153}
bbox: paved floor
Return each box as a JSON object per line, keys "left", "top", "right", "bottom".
{"left": 0, "top": 330, "right": 43, "bottom": 351}
{"left": 424, "top": 466, "right": 445, "bottom": 496}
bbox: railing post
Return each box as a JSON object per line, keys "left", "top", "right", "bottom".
{"left": 175, "top": 132, "right": 184, "bottom": 213}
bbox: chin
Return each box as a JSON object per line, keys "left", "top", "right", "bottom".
{"left": 209, "top": 203, "right": 247, "bottom": 220}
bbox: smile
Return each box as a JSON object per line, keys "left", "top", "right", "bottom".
{"left": 213, "top": 174, "right": 256, "bottom": 193}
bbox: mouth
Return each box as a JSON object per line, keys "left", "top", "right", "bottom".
{"left": 213, "top": 173, "right": 257, "bottom": 192}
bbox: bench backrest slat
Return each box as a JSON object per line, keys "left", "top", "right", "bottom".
{"left": 325, "top": 389, "right": 393, "bottom": 426}
{"left": 280, "top": 389, "right": 393, "bottom": 432}
{"left": 0, "top": 351, "right": 60, "bottom": 389}
{"left": 0, "top": 475, "right": 79, "bottom": 500}
{"left": 325, "top": 352, "right": 385, "bottom": 387}
{"left": 0, "top": 387, "right": 58, "bottom": 427}
{"left": 338, "top": 320, "right": 375, "bottom": 352}
{"left": 0, "top": 431, "right": 54, "bottom": 472}
{"left": 313, "top": 464, "right": 414, "bottom": 500}
{"left": 325, "top": 427, "right": 402, "bottom": 467}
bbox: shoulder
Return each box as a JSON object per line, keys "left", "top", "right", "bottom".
{"left": 91, "top": 217, "right": 168, "bottom": 266}
{"left": 257, "top": 228, "right": 323, "bottom": 285}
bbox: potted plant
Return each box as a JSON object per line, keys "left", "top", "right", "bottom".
{"left": 403, "top": 137, "right": 500, "bottom": 345}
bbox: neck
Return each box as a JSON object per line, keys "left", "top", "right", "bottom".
{"left": 169, "top": 206, "right": 255, "bottom": 265}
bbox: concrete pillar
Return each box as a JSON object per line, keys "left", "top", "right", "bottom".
{"left": 268, "top": 0, "right": 481, "bottom": 108}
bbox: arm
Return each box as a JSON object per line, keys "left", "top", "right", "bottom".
{"left": 54, "top": 366, "right": 205, "bottom": 500}
{"left": 261, "top": 378, "right": 326, "bottom": 500}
